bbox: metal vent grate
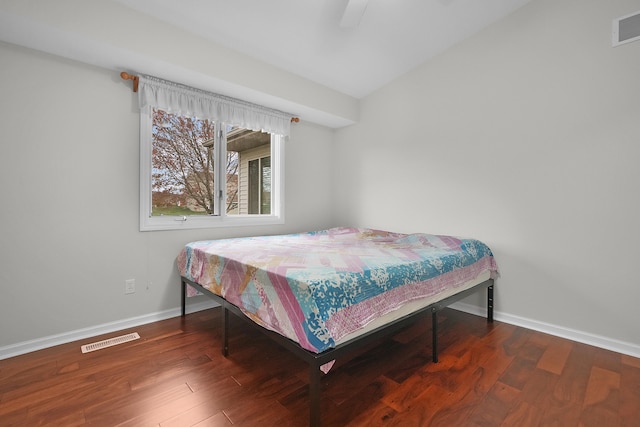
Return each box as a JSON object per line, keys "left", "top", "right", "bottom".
{"left": 613, "top": 10, "right": 640, "bottom": 46}
{"left": 81, "top": 332, "right": 140, "bottom": 353}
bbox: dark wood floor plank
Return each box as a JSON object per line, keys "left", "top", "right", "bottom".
{"left": 0, "top": 406, "right": 28, "bottom": 427}
{"left": 0, "top": 372, "right": 100, "bottom": 418}
{"left": 593, "top": 348, "right": 623, "bottom": 374}
{"left": 84, "top": 382, "right": 194, "bottom": 425}
{"left": 553, "top": 342, "right": 596, "bottom": 405}
{"left": 501, "top": 325, "right": 532, "bottom": 357}
{"left": 344, "top": 400, "right": 397, "bottom": 426}
{"left": 423, "top": 365, "right": 487, "bottom": 426}
{"left": 26, "top": 408, "right": 86, "bottom": 427}
{"left": 192, "top": 411, "right": 234, "bottom": 426}
{"left": 536, "top": 336, "right": 573, "bottom": 375}
{"left": 499, "top": 356, "right": 537, "bottom": 391}
{"left": 322, "top": 375, "right": 397, "bottom": 426}
{"left": 467, "top": 381, "right": 521, "bottom": 426}
{"left": 374, "top": 383, "right": 451, "bottom": 427}
{"left": 501, "top": 400, "right": 543, "bottom": 426}
{"left": 619, "top": 363, "right": 640, "bottom": 425}
{"left": 153, "top": 376, "right": 246, "bottom": 427}
{"left": 1, "top": 306, "right": 639, "bottom": 426}
{"left": 380, "top": 373, "right": 431, "bottom": 412}
{"left": 225, "top": 395, "right": 300, "bottom": 426}
{"left": 537, "top": 399, "right": 582, "bottom": 427}
{"left": 583, "top": 366, "right": 620, "bottom": 408}
{"left": 621, "top": 354, "right": 640, "bottom": 369}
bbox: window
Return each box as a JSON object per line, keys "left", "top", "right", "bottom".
{"left": 150, "top": 109, "right": 218, "bottom": 217}
{"left": 136, "top": 75, "right": 290, "bottom": 231}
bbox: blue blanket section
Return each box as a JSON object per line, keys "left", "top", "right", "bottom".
{"left": 286, "top": 235, "right": 495, "bottom": 323}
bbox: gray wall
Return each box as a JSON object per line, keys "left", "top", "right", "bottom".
{"left": 0, "top": 42, "right": 335, "bottom": 349}
{"left": 333, "top": 0, "right": 640, "bottom": 351}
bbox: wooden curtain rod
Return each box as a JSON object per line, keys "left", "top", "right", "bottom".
{"left": 120, "top": 71, "right": 300, "bottom": 123}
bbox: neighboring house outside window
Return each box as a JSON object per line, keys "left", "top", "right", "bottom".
{"left": 248, "top": 156, "right": 271, "bottom": 215}
{"left": 226, "top": 128, "right": 271, "bottom": 215}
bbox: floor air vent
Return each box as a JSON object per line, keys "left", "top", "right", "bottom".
{"left": 81, "top": 332, "right": 140, "bottom": 353}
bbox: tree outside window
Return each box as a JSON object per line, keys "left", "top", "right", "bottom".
{"left": 151, "top": 109, "right": 271, "bottom": 217}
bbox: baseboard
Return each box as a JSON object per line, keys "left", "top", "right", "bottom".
{"left": 4, "top": 300, "right": 639, "bottom": 361}
{"left": 0, "top": 300, "right": 219, "bottom": 361}
{"left": 449, "top": 301, "right": 640, "bottom": 359}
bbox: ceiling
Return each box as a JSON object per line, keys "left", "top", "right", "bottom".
{"left": 111, "top": 0, "right": 532, "bottom": 99}
{"left": 0, "top": 0, "right": 531, "bottom": 127}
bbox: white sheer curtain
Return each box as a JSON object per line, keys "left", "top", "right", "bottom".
{"left": 137, "top": 74, "right": 293, "bottom": 136}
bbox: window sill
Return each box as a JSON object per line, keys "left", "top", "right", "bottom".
{"left": 140, "top": 214, "right": 285, "bottom": 232}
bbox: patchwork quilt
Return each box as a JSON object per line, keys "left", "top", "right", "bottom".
{"left": 177, "top": 227, "right": 498, "bottom": 353}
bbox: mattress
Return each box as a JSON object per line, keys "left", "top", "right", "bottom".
{"left": 336, "top": 269, "right": 492, "bottom": 344}
{"left": 177, "top": 227, "right": 499, "bottom": 353}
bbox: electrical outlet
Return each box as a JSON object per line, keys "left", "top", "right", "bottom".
{"left": 125, "top": 279, "right": 135, "bottom": 294}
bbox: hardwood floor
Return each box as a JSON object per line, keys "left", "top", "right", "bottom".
{"left": 1, "top": 307, "right": 639, "bottom": 426}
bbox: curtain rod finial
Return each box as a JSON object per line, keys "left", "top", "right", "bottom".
{"left": 291, "top": 117, "right": 300, "bottom": 123}
{"left": 120, "top": 71, "right": 139, "bottom": 92}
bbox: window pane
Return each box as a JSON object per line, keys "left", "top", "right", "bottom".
{"left": 261, "top": 157, "right": 271, "bottom": 214}
{"left": 151, "top": 109, "right": 216, "bottom": 216}
{"left": 248, "top": 159, "right": 259, "bottom": 214}
{"left": 226, "top": 128, "right": 271, "bottom": 215}
{"left": 225, "top": 149, "right": 239, "bottom": 214}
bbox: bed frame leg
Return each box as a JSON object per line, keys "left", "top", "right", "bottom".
{"left": 222, "top": 302, "right": 229, "bottom": 357}
{"left": 432, "top": 310, "right": 438, "bottom": 363}
{"left": 181, "top": 280, "right": 186, "bottom": 317}
{"left": 309, "top": 365, "right": 321, "bottom": 427}
{"left": 487, "top": 285, "right": 494, "bottom": 323}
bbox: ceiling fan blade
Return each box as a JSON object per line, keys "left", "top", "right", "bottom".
{"left": 340, "top": 0, "right": 369, "bottom": 28}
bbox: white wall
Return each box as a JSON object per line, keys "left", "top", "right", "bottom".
{"left": 3, "top": 0, "right": 640, "bottom": 359}
{"left": 333, "top": 0, "right": 640, "bottom": 353}
{"left": 0, "top": 42, "right": 335, "bottom": 350}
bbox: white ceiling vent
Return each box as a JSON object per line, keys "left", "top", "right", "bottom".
{"left": 613, "top": 10, "right": 640, "bottom": 46}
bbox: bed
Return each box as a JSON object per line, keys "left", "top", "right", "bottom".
{"left": 177, "top": 227, "right": 499, "bottom": 426}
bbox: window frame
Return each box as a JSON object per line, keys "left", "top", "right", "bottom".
{"left": 139, "top": 106, "right": 285, "bottom": 231}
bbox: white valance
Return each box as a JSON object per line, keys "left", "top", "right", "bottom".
{"left": 138, "top": 75, "right": 292, "bottom": 136}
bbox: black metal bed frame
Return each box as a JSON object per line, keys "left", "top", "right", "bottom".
{"left": 181, "top": 276, "right": 494, "bottom": 427}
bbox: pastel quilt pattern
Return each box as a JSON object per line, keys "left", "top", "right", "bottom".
{"left": 177, "top": 227, "right": 498, "bottom": 353}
